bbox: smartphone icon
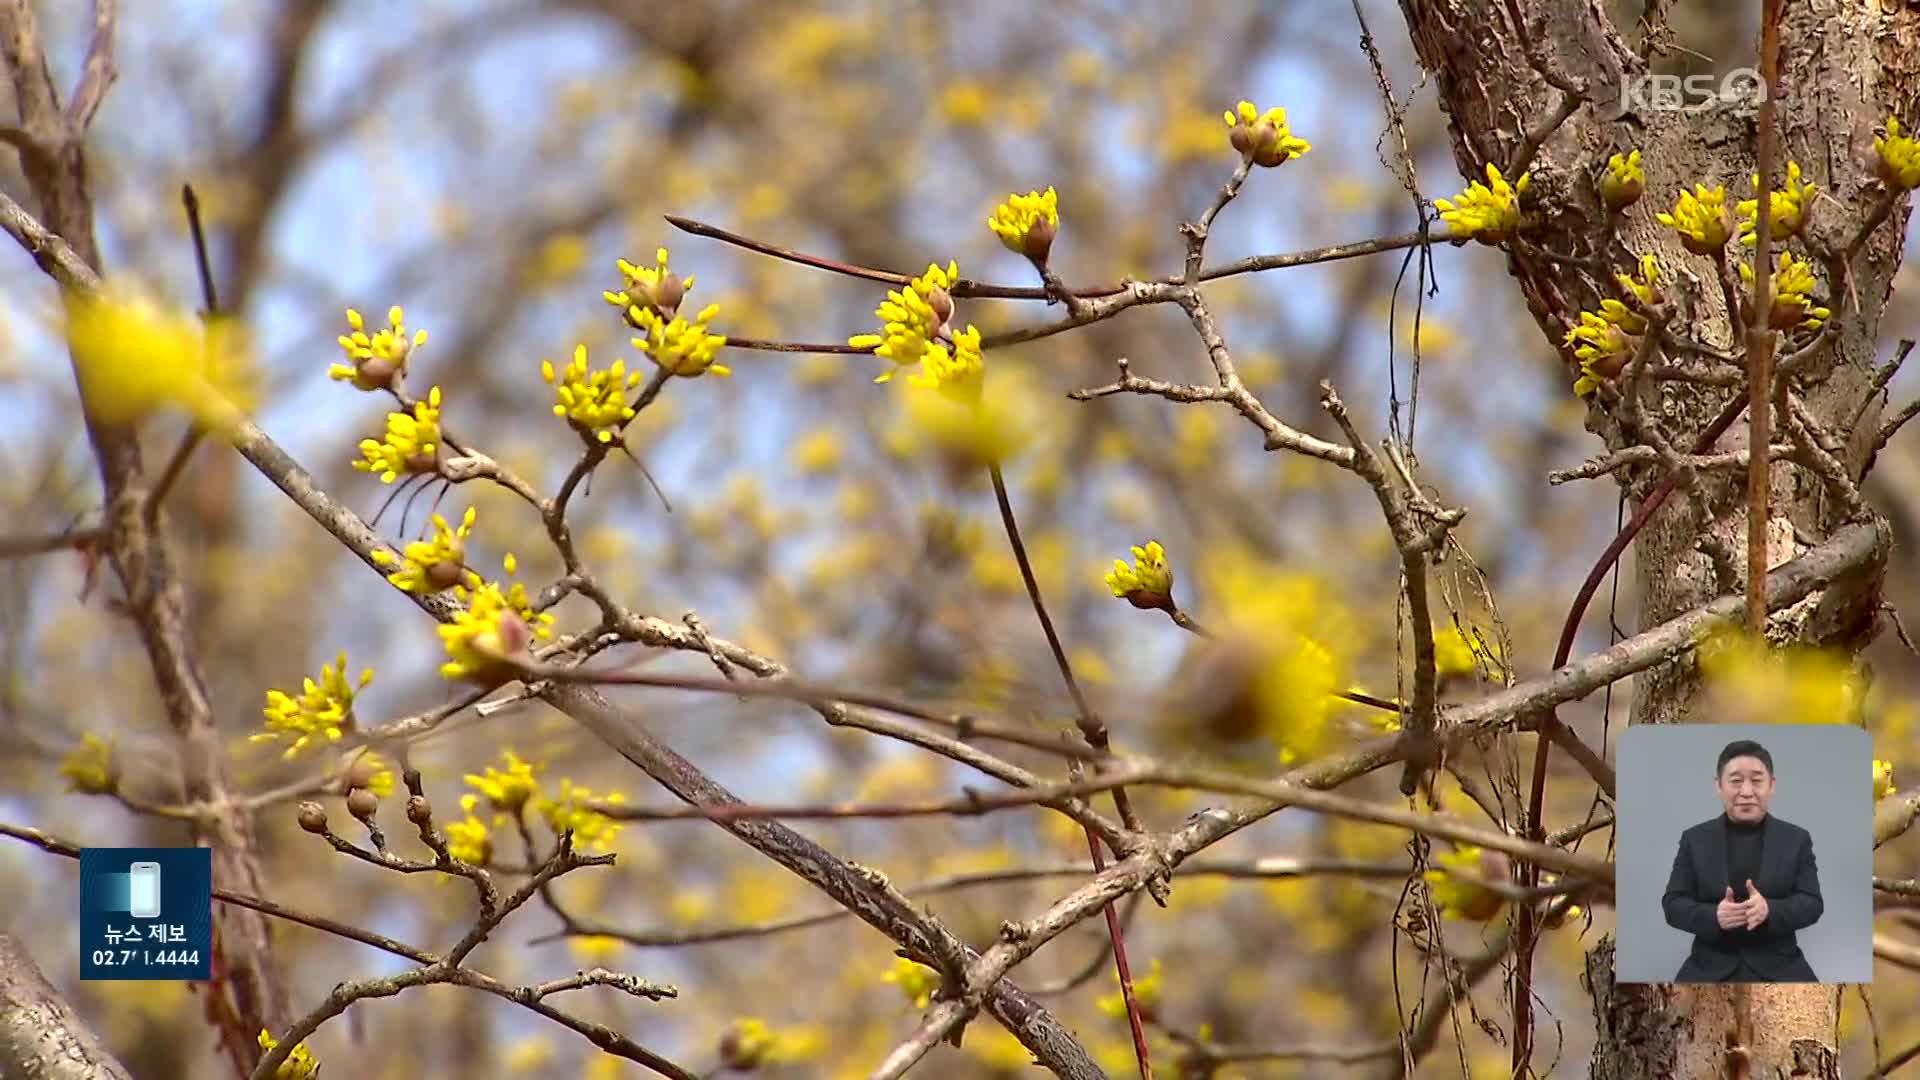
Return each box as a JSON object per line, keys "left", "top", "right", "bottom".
{"left": 128, "top": 862, "right": 162, "bottom": 919}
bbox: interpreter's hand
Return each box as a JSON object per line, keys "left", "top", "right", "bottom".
{"left": 1743, "top": 880, "right": 1770, "bottom": 929}
{"left": 1717, "top": 886, "right": 1747, "bottom": 929}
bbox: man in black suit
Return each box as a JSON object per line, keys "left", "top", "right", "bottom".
{"left": 1661, "top": 739, "right": 1823, "bottom": 982}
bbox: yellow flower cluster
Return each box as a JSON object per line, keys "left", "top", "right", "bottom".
{"left": 1736, "top": 160, "right": 1816, "bottom": 245}
{"left": 437, "top": 559, "right": 555, "bottom": 682}
{"left": 536, "top": 777, "right": 626, "bottom": 853}
{"left": 1697, "top": 626, "right": 1864, "bottom": 725}
{"left": 906, "top": 324, "right": 984, "bottom": 401}
{"left": 372, "top": 507, "right": 480, "bottom": 594}
{"left": 1601, "top": 149, "right": 1644, "bottom": 210}
{"left": 354, "top": 386, "right": 443, "bottom": 483}
{"left": 1104, "top": 540, "right": 1173, "bottom": 610}
{"left": 1656, "top": 183, "right": 1730, "bottom": 254}
{"left": 1193, "top": 554, "right": 1354, "bottom": 763}
{"left": 1436, "top": 163, "right": 1529, "bottom": 245}
{"left": 849, "top": 261, "right": 960, "bottom": 382}
{"left": 1567, "top": 254, "right": 1664, "bottom": 397}
{"left": 1425, "top": 845, "right": 1508, "bottom": 921}
{"left": 603, "top": 249, "right": 730, "bottom": 378}
{"left": 331, "top": 306, "right": 424, "bottom": 392}
{"left": 1874, "top": 759, "right": 1896, "bottom": 801}
{"left": 718, "top": 1018, "right": 826, "bottom": 1070}
{"left": 67, "top": 289, "right": 253, "bottom": 432}
{"left": 447, "top": 796, "right": 493, "bottom": 865}
{"left": 1877, "top": 117, "right": 1920, "bottom": 189}
{"left": 632, "top": 302, "right": 729, "bottom": 378}
{"left": 59, "top": 733, "right": 119, "bottom": 795}
{"left": 256, "top": 1028, "right": 320, "bottom": 1080}
{"left": 1738, "top": 250, "right": 1831, "bottom": 331}
{"left": 1224, "top": 100, "right": 1312, "bottom": 168}
{"left": 1433, "top": 624, "right": 1500, "bottom": 681}
{"left": 465, "top": 748, "right": 542, "bottom": 814}
{"left": 603, "top": 247, "right": 692, "bottom": 323}
{"left": 542, "top": 344, "right": 644, "bottom": 440}
{"left": 255, "top": 652, "right": 371, "bottom": 759}
{"left": 987, "top": 186, "right": 1059, "bottom": 264}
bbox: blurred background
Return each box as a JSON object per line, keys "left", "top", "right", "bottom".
{"left": 1, "top": 1, "right": 1916, "bottom": 1076}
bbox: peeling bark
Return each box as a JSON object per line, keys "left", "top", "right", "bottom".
{"left": 1396, "top": 0, "right": 1920, "bottom": 1075}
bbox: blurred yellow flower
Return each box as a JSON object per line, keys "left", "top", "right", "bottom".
{"left": 59, "top": 733, "right": 118, "bottom": 795}
{"left": 254, "top": 652, "right": 371, "bottom": 759}
{"left": 67, "top": 288, "right": 253, "bottom": 431}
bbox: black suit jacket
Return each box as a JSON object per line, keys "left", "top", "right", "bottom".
{"left": 1662, "top": 814, "right": 1822, "bottom": 982}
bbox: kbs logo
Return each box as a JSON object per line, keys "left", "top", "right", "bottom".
{"left": 1616, "top": 68, "right": 1768, "bottom": 116}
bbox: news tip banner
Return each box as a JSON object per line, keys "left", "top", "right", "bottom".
{"left": 78, "top": 847, "right": 211, "bottom": 980}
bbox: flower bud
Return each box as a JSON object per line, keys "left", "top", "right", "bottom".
{"left": 346, "top": 788, "right": 380, "bottom": 823}
{"left": 297, "top": 801, "right": 329, "bottom": 834}
{"left": 406, "top": 794, "right": 433, "bottom": 827}
{"left": 1022, "top": 216, "right": 1056, "bottom": 267}
{"left": 926, "top": 286, "right": 954, "bottom": 331}
{"left": 354, "top": 356, "right": 400, "bottom": 392}
{"left": 344, "top": 757, "right": 380, "bottom": 791}
{"left": 1600, "top": 171, "right": 1643, "bottom": 211}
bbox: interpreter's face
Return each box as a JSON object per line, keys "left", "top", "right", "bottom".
{"left": 1717, "top": 756, "right": 1774, "bottom": 823}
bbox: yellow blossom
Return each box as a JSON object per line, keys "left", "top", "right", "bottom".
{"left": 437, "top": 574, "right": 555, "bottom": 682}
{"left": 1104, "top": 540, "right": 1173, "bottom": 610}
{"left": 905, "top": 324, "right": 984, "bottom": 401}
{"left": 1189, "top": 554, "right": 1354, "bottom": 761}
{"left": 632, "top": 302, "right": 729, "bottom": 377}
{"left": 1736, "top": 160, "right": 1816, "bottom": 244}
{"left": 66, "top": 288, "right": 254, "bottom": 432}
{"left": 1425, "top": 845, "right": 1509, "bottom": 921}
{"left": 848, "top": 261, "right": 959, "bottom": 381}
{"left": 353, "top": 386, "right": 443, "bottom": 483}
{"left": 1656, "top": 183, "right": 1730, "bottom": 255}
{"left": 59, "top": 733, "right": 119, "bottom": 795}
{"left": 331, "top": 305, "right": 424, "bottom": 392}
{"left": 254, "top": 652, "right": 371, "bottom": 759}
{"left": 986, "top": 187, "right": 1059, "bottom": 264}
{"left": 371, "top": 506, "right": 479, "bottom": 594}
{"left": 1223, "top": 100, "right": 1312, "bottom": 167}
{"left": 446, "top": 795, "right": 493, "bottom": 864}
{"left": 1565, "top": 310, "right": 1635, "bottom": 398}
{"left": 1738, "top": 250, "right": 1831, "bottom": 331}
{"left": 1876, "top": 117, "right": 1920, "bottom": 188}
{"left": 1435, "top": 163, "right": 1529, "bottom": 244}
{"left": 1433, "top": 624, "right": 1502, "bottom": 682}
{"left": 719, "top": 1018, "right": 827, "bottom": 1070}
{"left": 463, "top": 750, "right": 542, "bottom": 815}
{"left": 1601, "top": 149, "right": 1644, "bottom": 210}
{"left": 1697, "top": 626, "right": 1865, "bottom": 725}
{"left": 256, "top": 1028, "right": 319, "bottom": 1080}
{"left": 1617, "top": 253, "right": 1664, "bottom": 309}
{"left": 792, "top": 428, "right": 843, "bottom": 474}
{"left": 1097, "top": 958, "right": 1162, "bottom": 1020}
{"left": 882, "top": 957, "right": 940, "bottom": 1009}
{"left": 603, "top": 248, "right": 691, "bottom": 321}
{"left": 535, "top": 777, "right": 626, "bottom": 852}
{"left": 1874, "top": 759, "right": 1896, "bottom": 801}
{"left": 542, "top": 344, "right": 643, "bottom": 441}
{"left": 896, "top": 366, "right": 1033, "bottom": 472}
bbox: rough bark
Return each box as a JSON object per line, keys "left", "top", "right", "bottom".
{"left": 0, "top": 2, "right": 291, "bottom": 1068}
{"left": 0, "top": 932, "right": 133, "bottom": 1080}
{"left": 1396, "top": 0, "right": 1920, "bottom": 1075}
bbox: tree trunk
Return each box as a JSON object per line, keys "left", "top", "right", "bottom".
{"left": 1394, "top": 1, "right": 1920, "bottom": 1075}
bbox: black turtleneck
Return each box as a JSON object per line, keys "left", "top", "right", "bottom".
{"left": 1724, "top": 812, "right": 1766, "bottom": 896}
